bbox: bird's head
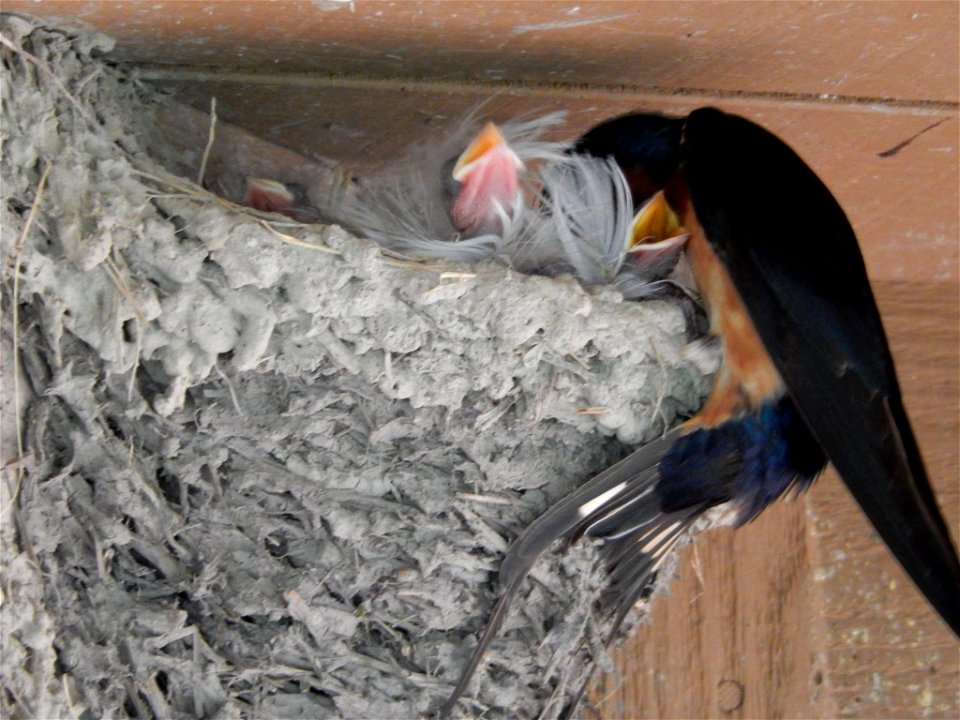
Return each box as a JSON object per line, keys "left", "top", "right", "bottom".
{"left": 625, "top": 190, "right": 689, "bottom": 269}
{"left": 446, "top": 121, "right": 525, "bottom": 236}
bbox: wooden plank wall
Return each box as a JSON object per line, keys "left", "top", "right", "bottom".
{"left": 5, "top": 2, "right": 957, "bottom": 717}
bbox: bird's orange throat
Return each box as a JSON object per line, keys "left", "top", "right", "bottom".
{"left": 681, "top": 202, "right": 784, "bottom": 429}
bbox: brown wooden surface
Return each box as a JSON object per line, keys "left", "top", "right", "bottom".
{"left": 807, "top": 281, "right": 959, "bottom": 720}
{"left": 597, "top": 280, "right": 959, "bottom": 719}
{"left": 5, "top": 1, "right": 958, "bottom": 102}
{"left": 4, "top": 2, "right": 957, "bottom": 717}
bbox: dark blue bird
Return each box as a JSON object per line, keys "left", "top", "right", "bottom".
{"left": 440, "top": 107, "right": 960, "bottom": 717}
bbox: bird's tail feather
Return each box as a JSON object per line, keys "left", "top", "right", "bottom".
{"left": 555, "top": 505, "right": 699, "bottom": 720}
{"left": 600, "top": 507, "right": 700, "bottom": 636}
{"left": 498, "top": 429, "right": 679, "bottom": 587}
{"left": 440, "top": 428, "right": 695, "bottom": 717}
{"left": 437, "top": 578, "right": 523, "bottom": 719}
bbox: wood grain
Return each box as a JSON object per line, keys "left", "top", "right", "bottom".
{"left": 592, "top": 280, "right": 959, "bottom": 719}
{"left": 4, "top": 1, "right": 957, "bottom": 102}
{"left": 3, "top": 3, "right": 956, "bottom": 717}
{"left": 805, "top": 281, "right": 959, "bottom": 720}
{"left": 592, "top": 483, "right": 823, "bottom": 718}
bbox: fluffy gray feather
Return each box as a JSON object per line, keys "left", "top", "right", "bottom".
{"left": 327, "top": 112, "right": 568, "bottom": 262}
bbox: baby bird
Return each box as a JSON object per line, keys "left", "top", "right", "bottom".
{"left": 327, "top": 112, "right": 567, "bottom": 262}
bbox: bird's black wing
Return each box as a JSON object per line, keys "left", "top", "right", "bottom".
{"left": 681, "top": 107, "right": 960, "bottom": 635}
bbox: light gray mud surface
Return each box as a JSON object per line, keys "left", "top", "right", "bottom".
{"left": 1, "top": 18, "right": 709, "bottom": 719}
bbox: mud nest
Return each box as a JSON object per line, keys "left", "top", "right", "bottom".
{"left": 0, "top": 18, "right": 709, "bottom": 719}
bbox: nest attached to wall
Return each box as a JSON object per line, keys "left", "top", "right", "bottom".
{"left": 0, "top": 17, "right": 709, "bottom": 719}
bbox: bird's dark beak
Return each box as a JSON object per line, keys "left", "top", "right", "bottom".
{"left": 627, "top": 190, "right": 689, "bottom": 261}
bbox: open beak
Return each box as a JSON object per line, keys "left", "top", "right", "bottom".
{"left": 448, "top": 122, "right": 525, "bottom": 236}
{"left": 626, "top": 190, "right": 689, "bottom": 265}
{"left": 452, "top": 122, "right": 523, "bottom": 181}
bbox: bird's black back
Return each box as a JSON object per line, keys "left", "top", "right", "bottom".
{"left": 577, "top": 107, "right": 960, "bottom": 635}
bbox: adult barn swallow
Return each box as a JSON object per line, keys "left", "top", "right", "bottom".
{"left": 441, "top": 107, "right": 960, "bottom": 716}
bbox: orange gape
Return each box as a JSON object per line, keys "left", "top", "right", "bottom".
{"left": 682, "top": 203, "right": 784, "bottom": 428}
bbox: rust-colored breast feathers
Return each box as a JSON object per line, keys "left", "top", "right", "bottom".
{"left": 683, "top": 205, "right": 784, "bottom": 428}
